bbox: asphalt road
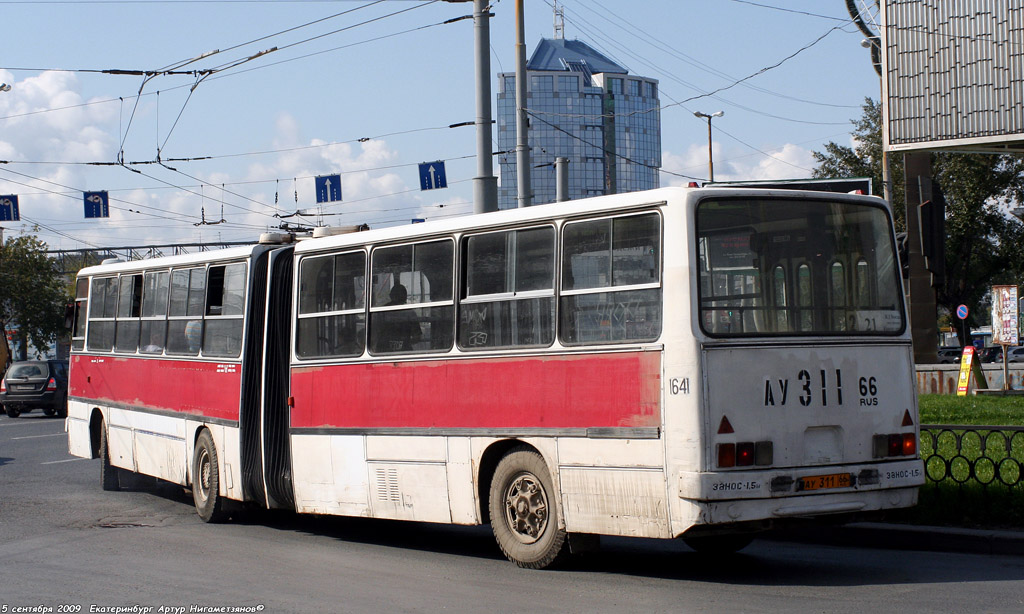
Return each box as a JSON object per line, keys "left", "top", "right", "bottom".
{"left": 2, "top": 412, "right": 1023, "bottom": 614}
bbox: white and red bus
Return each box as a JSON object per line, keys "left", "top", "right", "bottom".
{"left": 66, "top": 186, "right": 924, "bottom": 568}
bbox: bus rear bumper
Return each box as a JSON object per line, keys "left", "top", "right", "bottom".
{"left": 678, "top": 458, "right": 925, "bottom": 503}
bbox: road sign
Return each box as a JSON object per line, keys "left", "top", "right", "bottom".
{"left": 315, "top": 174, "right": 342, "bottom": 203}
{"left": 956, "top": 304, "right": 969, "bottom": 320}
{"left": 418, "top": 161, "right": 447, "bottom": 191}
{"left": 83, "top": 191, "right": 109, "bottom": 218}
{"left": 0, "top": 195, "right": 19, "bottom": 221}
{"left": 991, "top": 285, "right": 1018, "bottom": 346}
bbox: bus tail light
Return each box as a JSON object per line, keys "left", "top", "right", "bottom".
{"left": 737, "top": 442, "right": 754, "bottom": 466}
{"left": 718, "top": 443, "right": 736, "bottom": 468}
{"left": 873, "top": 433, "right": 917, "bottom": 458}
{"left": 718, "top": 441, "right": 773, "bottom": 468}
{"left": 902, "top": 433, "right": 917, "bottom": 456}
{"left": 888, "top": 434, "right": 902, "bottom": 456}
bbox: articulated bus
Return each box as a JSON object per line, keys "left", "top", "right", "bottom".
{"left": 66, "top": 186, "right": 924, "bottom": 568}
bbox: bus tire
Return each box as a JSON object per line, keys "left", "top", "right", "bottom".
{"left": 683, "top": 533, "right": 754, "bottom": 555}
{"left": 489, "top": 447, "right": 567, "bottom": 569}
{"left": 192, "top": 430, "right": 227, "bottom": 523}
{"left": 99, "top": 422, "right": 120, "bottom": 491}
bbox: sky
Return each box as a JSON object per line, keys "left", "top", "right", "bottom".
{"left": 0, "top": 0, "right": 884, "bottom": 251}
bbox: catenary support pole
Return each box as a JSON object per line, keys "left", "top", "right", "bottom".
{"left": 473, "top": 0, "right": 498, "bottom": 213}
{"left": 515, "top": 0, "right": 531, "bottom": 208}
{"left": 555, "top": 157, "right": 569, "bottom": 202}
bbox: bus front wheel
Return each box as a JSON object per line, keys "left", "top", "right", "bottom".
{"left": 489, "top": 447, "right": 567, "bottom": 569}
{"left": 192, "top": 430, "right": 227, "bottom": 523}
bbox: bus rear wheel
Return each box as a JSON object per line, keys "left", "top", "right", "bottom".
{"left": 489, "top": 447, "right": 567, "bottom": 569}
{"left": 192, "top": 430, "right": 228, "bottom": 523}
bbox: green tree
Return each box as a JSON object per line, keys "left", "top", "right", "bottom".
{"left": 0, "top": 234, "right": 70, "bottom": 364}
{"left": 813, "top": 99, "right": 1024, "bottom": 343}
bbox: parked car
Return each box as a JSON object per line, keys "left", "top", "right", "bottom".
{"left": 0, "top": 360, "right": 69, "bottom": 418}
{"left": 936, "top": 347, "right": 963, "bottom": 364}
{"left": 1005, "top": 346, "right": 1024, "bottom": 363}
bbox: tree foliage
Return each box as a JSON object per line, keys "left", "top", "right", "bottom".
{"left": 0, "top": 234, "right": 70, "bottom": 363}
{"left": 813, "top": 99, "right": 1024, "bottom": 339}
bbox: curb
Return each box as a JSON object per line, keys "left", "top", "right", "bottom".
{"left": 764, "top": 522, "right": 1024, "bottom": 557}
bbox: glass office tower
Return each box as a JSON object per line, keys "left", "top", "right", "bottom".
{"left": 497, "top": 38, "right": 661, "bottom": 209}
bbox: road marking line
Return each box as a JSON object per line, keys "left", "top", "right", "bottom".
{"left": 42, "top": 458, "right": 88, "bottom": 465}
{"left": 12, "top": 432, "right": 66, "bottom": 440}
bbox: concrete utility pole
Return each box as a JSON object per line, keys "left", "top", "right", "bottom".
{"left": 515, "top": 0, "right": 531, "bottom": 208}
{"left": 555, "top": 157, "right": 569, "bottom": 202}
{"left": 473, "top": 0, "right": 498, "bottom": 213}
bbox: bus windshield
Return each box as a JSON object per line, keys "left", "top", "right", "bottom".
{"left": 697, "top": 196, "right": 904, "bottom": 337}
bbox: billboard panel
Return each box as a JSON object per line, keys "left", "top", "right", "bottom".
{"left": 882, "top": 1, "right": 1024, "bottom": 152}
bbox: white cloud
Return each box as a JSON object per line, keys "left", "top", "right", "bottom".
{"left": 0, "top": 71, "right": 117, "bottom": 163}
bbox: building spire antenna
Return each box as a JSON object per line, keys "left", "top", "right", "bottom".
{"left": 553, "top": 0, "right": 564, "bottom": 39}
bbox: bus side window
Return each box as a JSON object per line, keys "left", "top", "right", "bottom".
{"left": 140, "top": 270, "right": 169, "bottom": 354}
{"left": 71, "top": 278, "right": 89, "bottom": 351}
{"left": 560, "top": 213, "right": 662, "bottom": 345}
{"left": 296, "top": 252, "right": 366, "bottom": 359}
{"left": 114, "top": 273, "right": 143, "bottom": 353}
{"left": 203, "top": 263, "right": 247, "bottom": 358}
{"left": 166, "top": 267, "right": 205, "bottom": 356}
{"left": 458, "top": 226, "right": 555, "bottom": 350}
{"left": 369, "top": 240, "right": 454, "bottom": 355}
{"left": 86, "top": 276, "right": 118, "bottom": 351}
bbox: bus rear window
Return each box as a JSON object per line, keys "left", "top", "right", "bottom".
{"left": 696, "top": 197, "right": 904, "bottom": 337}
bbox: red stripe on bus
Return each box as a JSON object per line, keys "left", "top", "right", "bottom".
{"left": 69, "top": 355, "right": 242, "bottom": 422}
{"left": 290, "top": 351, "right": 661, "bottom": 430}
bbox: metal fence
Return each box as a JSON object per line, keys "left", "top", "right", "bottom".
{"left": 919, "top": 425, "right": 1024, "bottom": 488}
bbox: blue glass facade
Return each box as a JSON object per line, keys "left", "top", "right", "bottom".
{"left": 497, "top": 39, "right": 661, "bottom": 209}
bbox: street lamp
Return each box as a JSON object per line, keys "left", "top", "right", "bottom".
{"left": 694, "top": 110, "right": 724, "bottom": 183}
